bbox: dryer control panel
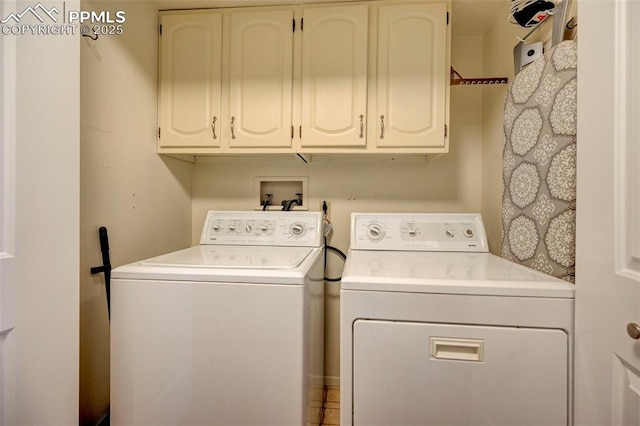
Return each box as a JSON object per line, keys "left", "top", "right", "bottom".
{"left": 351, "top": 213, "right": 488, "bottom": 252}
{"left": 199, "top": 211, "right": 323, "bottom": 247}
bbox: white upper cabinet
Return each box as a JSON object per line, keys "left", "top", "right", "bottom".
{"left": 375, "top": 3, "right": 448, "bottom": 150}
{"left": 300, "top": 5, "right": 369, "bottom": 147}
{"left": 156, "top": 1, "right": 451, "bottom": 157}
{"left": 158, "top": 12, "right": 222, "bottom": 152}
{"left": 228, "top": 9, "right": 294, "bottom": 149}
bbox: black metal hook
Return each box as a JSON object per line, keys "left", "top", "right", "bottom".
{"left": 90, "top": 226, "right": 112, "bottom": 320}
{"left": 82, "top": 31, "right": 98, "bottom": 41}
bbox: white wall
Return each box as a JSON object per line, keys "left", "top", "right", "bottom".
{"left": 79, "top": 1, "right": 193, "bottom": 423}
{"left": 191, "top": 35, "right": 485, "bottom": 384}
{"left": 77, "top": 0, "right": 567, "bottom": 419}
{"left": 3, "top": 1, "right": 81, "bottom": 423}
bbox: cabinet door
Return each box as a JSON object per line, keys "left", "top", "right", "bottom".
{"left": 300, "top": 5, "right": 368, "bottom": 147}
{"left": 228, "top": 9, "right": 294, "bottom": 149}
{"left": 158, "top": 13, "right": 222, "bottom": 150}
{"left": 376, "top": 3, "right": 448, "bottom": 149}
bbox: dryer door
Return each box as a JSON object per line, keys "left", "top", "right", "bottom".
{"left": 353, "top": 320, "right": 569, "bottom": 425}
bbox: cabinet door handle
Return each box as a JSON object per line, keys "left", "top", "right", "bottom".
{"left": 379, "top": 115, "right": 385, "bottom": 139}
{"left": 359, "top": 114, "right": 364, "bottom": 138}
{"left": 211, "top": 116, "right": 217, "bottom": 139}
{"left": 230, "top": 116, "right": 236, "bottom": 140}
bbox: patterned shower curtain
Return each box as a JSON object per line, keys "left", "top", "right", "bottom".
{"left": 501, "top": 40, "right": 577, "bottom": 283}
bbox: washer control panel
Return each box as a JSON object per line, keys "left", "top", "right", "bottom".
{"left": 351, "top": 213, "right": 488, "bottom": 252}
{"left": 200, "top": 211, "right": 323, "bottom": 247}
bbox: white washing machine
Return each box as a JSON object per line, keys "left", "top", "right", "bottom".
{"left": 111, "top": 211, "right": 325, "bottom": 426}
{"left": 340, "top": 213, "right": 575, "bottom": 426}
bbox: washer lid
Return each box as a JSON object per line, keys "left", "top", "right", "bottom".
{"left": 341, "top": 251, "right": 574, "bottom": 298}
{"left": 112, "top": 245, "right": 322, "bottom": 285}
{"left": 141, "top": 245, "right": 314, "bottom": 269}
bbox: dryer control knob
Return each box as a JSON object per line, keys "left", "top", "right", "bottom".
{"left": 445, "top": 229, "right": 455, "bottom": 238}
{"left": 367, "top": 225, "right": 385, "bottom": 241}
{"left": 245, "top": 224, "right": 253, "bottom": 233}
{"left": 228, "top": 225, "right": 237, "bottom": 232}
{"left": 260, "top": 225, "right": 269, "bottom": 233}
{"left": 212, "top": 224, "right": 223, "bottom": 232}
{"left": 464, "top": 228, "right": 474, "bottom": 238}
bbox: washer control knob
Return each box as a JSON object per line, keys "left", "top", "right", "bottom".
{"left": 260, "top": 225, "right": 269, "bottom": 233}
{"left": 367, "top": 225, "right": 385, "bottom": 241}
{"left": 290, "top": 223, "right": 305, "bottom": 236}
{"left": 228, "top": 225, "right": 237, "bottom": 232}
{"left": 408, "top": 229, "right": 417, "bottom": 237}
{"left": 445, "top": 229, "right": 454, "bottom": 238}
{"left": 464, "top": 228, "right": 474, "bottom": 238}
{"left": 245, "top": 224, "right": 253, "bottom": 233}
{"left": 212, "top": 224, "right": 223, "bottom": 232}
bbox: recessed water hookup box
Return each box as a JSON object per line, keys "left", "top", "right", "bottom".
{"left": 254, "top": 177, "right": 309, "bottom": 211}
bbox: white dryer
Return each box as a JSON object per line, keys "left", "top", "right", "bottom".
{"left": 340, "top": 213, "right": 574, "bottom": 426}
{"left": 111, "top": 211, "right": 324, "bottom": 425}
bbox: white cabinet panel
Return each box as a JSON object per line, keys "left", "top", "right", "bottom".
{"left": 376, "top": 3, "right": 448, "bottom": 149}
{"left": 300, "top": 5, "right": 368, "bottom": 147}
{"left": 229, "top": 9, "right": 294, "bottom": 148}
{"left": 158, "top": 13, "right": 222, "bottom": 150}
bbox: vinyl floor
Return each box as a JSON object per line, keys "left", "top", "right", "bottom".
{"left": 321, "top": 387, "right": 340, "bottom": 425}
